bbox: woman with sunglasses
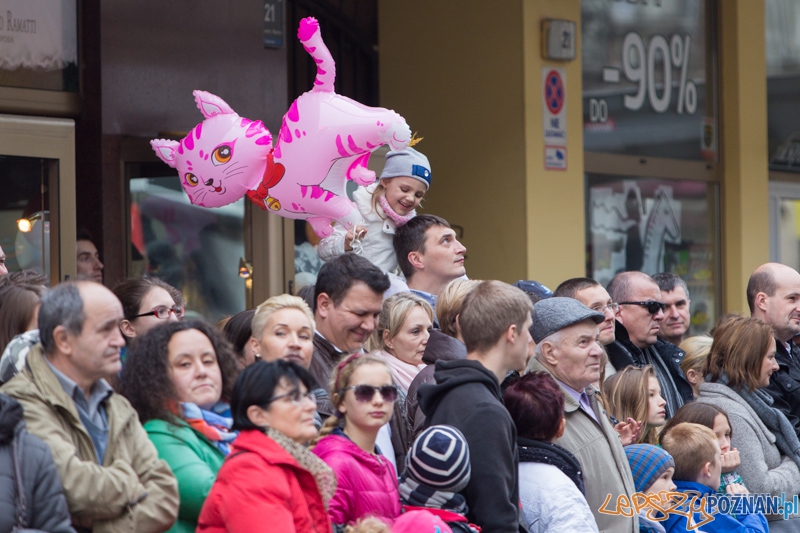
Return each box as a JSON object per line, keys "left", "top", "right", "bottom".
{"left": 119, "top": 320, "right": 240, "bottom": 533}
{"left": 311, "top": 353, "right": 402, "bottom": 527}
{"left": 198, "top": 360, "right": 335, "bottom": 533}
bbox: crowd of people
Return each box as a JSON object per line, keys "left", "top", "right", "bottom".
{"left": 0, "top": 148, "right": 797, "bottom": 533}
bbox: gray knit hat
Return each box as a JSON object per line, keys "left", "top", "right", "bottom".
{"left": 380, "top": 147, "right": 432, "bottom": 188}
{"left": 531, "top": 297, "right": 605, "bottom": 343}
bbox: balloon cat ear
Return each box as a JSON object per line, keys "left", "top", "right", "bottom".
{"left": 150, "top": 139, "right": 180, "bottom": 168}
{"left": 193, "top": 90, "right": 235, "bottom": 118}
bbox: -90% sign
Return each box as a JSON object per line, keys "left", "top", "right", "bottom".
{"left": 600, "top": 32, "right": 697, "bottom": 115}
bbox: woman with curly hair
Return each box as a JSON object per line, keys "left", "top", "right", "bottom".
{"left": 118, "top": 319, "right": 240, "bottom": 533}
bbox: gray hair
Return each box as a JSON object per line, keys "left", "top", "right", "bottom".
{"left": 652, "top": 272, "right": 690, "bottom": 300}
{"left": 39, "top": 282, "right": 85, "bottom": 354}
{"left": 533, "top": 328, "right": 568, "bottom": 360}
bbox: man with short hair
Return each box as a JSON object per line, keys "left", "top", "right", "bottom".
{"left": 310, "top": 253, "right": 390, "bottom": 414}
{"left": 527, "top": 296, "right": 638, "bottom": 533}
{"left": 76, "top": 229, "right": 103, "bottom": 283}
{"left": 606, "top": 271, "right": 692, "bottom": 417}
{"left": 0, "top": 244, "right": 7, "bottom": 276}
{"left": 1, "top": 281, "right": 178, "bottom": 533}
{"left": 393, "top": 214, "right": 466, "bottom": 310}
{"left": 555, "top": 277, "right": 617, "bottom": 347}
{"left": 653, "top": 272, "right": 692, "bottom": 346}
{"left": 418, "top": 280, "right": 533, "bottom": 533}
{"left": 748, "top": 263, "right": 800, "bottom": 432}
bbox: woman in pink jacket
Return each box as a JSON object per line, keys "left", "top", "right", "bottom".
{"left": 311, "top": 353, "right": 402, "bottom": 526}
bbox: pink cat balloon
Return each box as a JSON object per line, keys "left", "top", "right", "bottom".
{"left": 151, "top": 16, "right": 412, "bottom": 238}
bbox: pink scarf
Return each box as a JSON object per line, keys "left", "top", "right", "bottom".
{"left": 379, "top": 350, "right": 426, "bottom": 393}
{"left": 378, "top": 194, "right": 414, "bottom": 227}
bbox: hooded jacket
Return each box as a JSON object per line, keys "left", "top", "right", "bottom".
{"left": 0, "top": 344, "right": 178, "bottom": 533}
{"left": 312, "top": 427, "right": 401, "bottom": 525}
{"left": 198, "top": 429, "right": 333, "bottom": 533}
{"left": 0, "top": 392, "right": 74, "bottom": 533}
{"left": 417, "top": 359, "right": 520, "bottom": 533}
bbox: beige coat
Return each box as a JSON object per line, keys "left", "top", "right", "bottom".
{"left": 528, "top": 358, "right": 639, "bottom": 533}
{"left": 1, "top": 345, "right": 178, "bottom": 533}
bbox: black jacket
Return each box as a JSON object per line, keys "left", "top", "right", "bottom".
{"left": 418, "top": 359, "right": 520, "bottom": 533}
{"left": 309, "top": 332, "right": 344, "bottom": 419}
{"left": 0, "top": 392, "right": 74, "bottom": 533}
{"left": 606, "top": 321, "right": 694, "bottom": 408}
{"left": 764, "top": 339, "right": 800, "bottom": 435}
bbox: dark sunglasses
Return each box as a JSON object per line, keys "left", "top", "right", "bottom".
{"left": 617, "top": 301, "right": 666, "bottom": 315}
{"left": 340, "top": 384, "right": 398, "bottom": 403}
{"left": 129, "top": 305, "right": 186, "bottom": 320}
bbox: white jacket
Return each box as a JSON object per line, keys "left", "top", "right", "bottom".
{"left": 317, "top": 184, "right": 414, "bottom": 274}
{"left": 518, "top": 462, "right": 599, "bottom": 533}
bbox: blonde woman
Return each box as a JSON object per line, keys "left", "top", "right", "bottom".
{"left": 248, "top": 294, "right": 316, "bottom": 368}
{"left": 603, "top": 365, "right": 667, "bottom": 445}
{"left": 680, "top": 335, "right": 712, "bottom": 399}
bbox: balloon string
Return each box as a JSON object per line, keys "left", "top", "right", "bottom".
{"left": 350, "top": 227, "right": 366, "bottom": 255}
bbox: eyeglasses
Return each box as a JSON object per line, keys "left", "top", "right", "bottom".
{"left": 129, "top": 306, "right": 186, "bottom": 320}
{"left": 340, "top": 384, "right": 398, "bottom": 403}
{"left": 591, "top": 302, "right": 620, "bottom": 314}
{"left": 617, "top": 301, "right": 666, "bottom": 315}
{"left": 266, "top": 388, "right": 316, "bottom": 406}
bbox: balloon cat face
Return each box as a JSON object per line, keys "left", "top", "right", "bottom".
{"left": 151, "top": 91, "right": 272, "bottom": 208}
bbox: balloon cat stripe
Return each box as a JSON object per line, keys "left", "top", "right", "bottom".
{"left": 151, "top": 16, "right": 411, "bottom": 238}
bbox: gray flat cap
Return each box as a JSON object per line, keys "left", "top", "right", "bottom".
{"left": 531, "top": 297, "right": 605, "bottom": 343}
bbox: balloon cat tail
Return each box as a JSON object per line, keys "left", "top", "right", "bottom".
{"left": 298, "top": 17, "right": 335, "bottom": 93}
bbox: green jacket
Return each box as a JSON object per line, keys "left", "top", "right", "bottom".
{"left": 0, "top": 345, "right": 179, "bottom": 533}
{"left": 143, "top": 418, "right": 225, "bottom": 533}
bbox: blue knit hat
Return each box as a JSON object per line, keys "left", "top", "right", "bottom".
{"left": 380, "top": 147, "right": 432, "bottom": 189}
{"left": 404, "top": 425, "right": 470, "bottom": 492}
{"left": 625, "top": 444, "right": 675, "bottom": 493}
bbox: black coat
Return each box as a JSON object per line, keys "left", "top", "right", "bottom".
{"left": 418, "top": 359, "right": 520, "bottom": 533}
{"left": 0, "top": 392, "right": 74, "bottom": 533}
{"left": 764, "top": 339, "right": 800, "bottom": 436}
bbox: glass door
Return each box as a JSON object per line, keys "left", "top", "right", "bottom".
{"left": 0, "top": 115, "right": 75, "bottom": 284}
{"left": 769, "top": 181, "right": 800, "bottom": 269}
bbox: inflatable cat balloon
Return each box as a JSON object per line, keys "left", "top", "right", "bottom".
{"left": 151, "top": 17, "right": 412, "bottom": 238}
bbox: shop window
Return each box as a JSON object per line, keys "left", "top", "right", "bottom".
{"left": 767, "top": 0, "right": 800, "bottom": 172}
{"left": 587, "top": 175, "right": 719, "bottom": 336}
{"left": 127, "top": 163, "right": 247, "bottom": 322}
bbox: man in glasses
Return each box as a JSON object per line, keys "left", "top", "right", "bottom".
{"left": 0, "top": 281, "right": 178, "bottom": 531}
{"left": 606, "top": 271, "right": 693, "bottom": 418}
{"left": 749, "top": 263, "right": 800, "bottom": 434}
{"left": 311, "top": 253, "right": 390, "bottom": 418}
{"left": 527, "top": 297, "right": 638, "bottom": 533}
{"left": 418, "top": 280, "right": 533, "bottom": 533}
{"left": 653, "top": 272, "right": 692, "bottom": 346}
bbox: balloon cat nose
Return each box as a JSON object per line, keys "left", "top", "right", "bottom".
{"left": 204, "top": 178, "right": 214, "bottom": 186}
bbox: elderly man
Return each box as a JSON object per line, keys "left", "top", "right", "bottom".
{"left": 653, "top": 272, "right": 692, "bottom": 346}
{"left": 1, "top": 281, "right": 178, "bottom": 533}
{"left": 393, "top": 214, "right": 467, "bottom": 311}
{"left": 310, "top": 253, "right": 390, "bottom": 416}
{"left": 606, "top": 271, "right": 692, "bottom": 417}
{"left": 749, "top": 263, "right": 800, "bottom": 433}
{"left": 527, "top": 297, "right": 637, "bottom": 533}
{"left": 419, "top": 281, "right": 533, "bottom": 533}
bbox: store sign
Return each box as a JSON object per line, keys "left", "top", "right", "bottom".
{"left": 0, "top": 0, "right": 77, "bottom": 70}
{"left": 582, "top": 0, "right": 714, "bottom": 161}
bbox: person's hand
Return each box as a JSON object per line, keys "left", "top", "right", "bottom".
{"left": 726, "top": 483, "right": 749, "bottom": 496}
{"left": 343, "top": 226, "right": 367, "bottom": 251}
{"left": 720, "top": 448, "right": 741, "bottom": 473}
{"left": 614, "top": 417, "right": 642, "bottom": 446}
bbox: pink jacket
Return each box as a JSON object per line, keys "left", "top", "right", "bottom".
{"left": 312, "top": 430, "right": 401, "bottom": 525}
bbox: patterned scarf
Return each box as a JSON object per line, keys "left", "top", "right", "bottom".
{"left": 378, "top": 194, "right": 414, "bottom": 227}
{"left": 266, "top": 427, "right": 338, "bottom": 507}
{"left": 399, "top": 474, "right": 468, "bottom": 514}
{"left": 182, "top": 402, "right": 237, "bottom": 455}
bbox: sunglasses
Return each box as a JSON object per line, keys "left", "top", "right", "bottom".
{"left": 617, "top": 301, "right": 666, "bottom": 315}
{"left": 266, "top": 388, "right": 316, "bottom": 406}
{"left": 129, "top": 305, "right": 186, "bottom": 320}
{"left": 340, "top": 384, "right": 398, "bottom": 403}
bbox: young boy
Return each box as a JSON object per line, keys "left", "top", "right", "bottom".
{"left": 625, "top": 444, "right": 677, "bottom": 533}
{"left": 660, "top": 423, "right": 768, "bottom": 533}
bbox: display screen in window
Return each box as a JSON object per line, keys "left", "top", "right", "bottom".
{"left": 586, "top": 175, "right": 719, "bottom": 336}
{"left": 582, "top": 0, "right": 717, "bottom": 161}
